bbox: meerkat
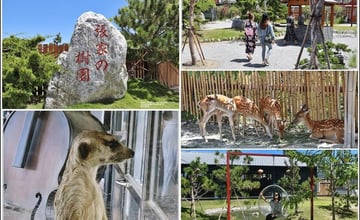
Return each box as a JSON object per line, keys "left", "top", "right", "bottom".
{"left": 54, "top": 130, "right": 134, "bottom": 220}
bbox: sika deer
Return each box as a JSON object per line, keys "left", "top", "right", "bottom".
{"left": 232, "top": 96, "right": 273, "bottom": 138}
{"left": 259, "top": 96, "right": 286, "bottom": 138}
{"left": 291, "top": 104, "right": 344, "bottom": 144}
{"left": 198, "top": 94, "right": 237, "bottom": 142}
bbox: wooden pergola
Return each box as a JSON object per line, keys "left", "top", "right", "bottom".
{"left": 283, "top": 0, "right": 337, "bottom": 27}
{"left": 339, "top": 0, "right": 357, "bottom": 25}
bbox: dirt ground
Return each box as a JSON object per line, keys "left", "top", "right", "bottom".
{"left": 181, "top": 120, "right": 352, "bottom": 148}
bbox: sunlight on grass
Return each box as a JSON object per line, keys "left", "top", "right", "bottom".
{"left": 181, "top": 197, "right": 358, "bottom": 220}
{"left": 27, "top": 79, "right": 179, "bottom": 109}
{"left": 197, "top": 28, "right": 243, "bottom": 42}
{"left": 26, "top": 102, "right": 44, "bottom": 109}
{"left": 333, "top": 24, "right": 357, "bottom": 32}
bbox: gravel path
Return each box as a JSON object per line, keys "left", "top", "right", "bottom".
{"left": 181, "top": 120, "right": 349, "bottom": 148}
{"left": 182, "top": 33, "right": 358, "bottom": 70}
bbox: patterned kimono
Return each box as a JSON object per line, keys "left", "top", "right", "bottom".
{"left": 244, "top": 20, "right": 257, "bottom": 54}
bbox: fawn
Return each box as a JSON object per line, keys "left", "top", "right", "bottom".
{"left": 198, "top": 94, "right": 238, "bottom": 142}
{"left": 232, "top": 96, "right": 273, "bottom": 138}
{"left": 291, "top": 104, "right": 344, "bottom": 144}
{"left": 259, "top": 96, "right": 286, "bottom": 138}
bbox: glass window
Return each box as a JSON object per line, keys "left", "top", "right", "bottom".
{"left": 103, "top": 111, "right": 179, "bottom": 220}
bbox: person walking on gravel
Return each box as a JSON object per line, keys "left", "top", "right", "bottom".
{"left": 244, "top": 12, "right": 258, "bottom": 61}
{"left": 257, "top": 13, "right": 275, "bottom": 66}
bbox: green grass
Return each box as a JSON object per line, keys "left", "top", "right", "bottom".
{"left": 27, "top": 102, "right": 44, "bottom": 109}
{"left": 195, "top": 26, "right": 284, "bottom": 43}
{"left": 349, "top": 52, "right": 358, "bottom": 68}
{"left": 197, "top": 28, "right": 243, "bottom": 42}
{"left": 333, "top": 24, "right": 357, "bottom": 32}
{"left": 27, "top": 79, "right": 179, "bottom": 109}
{"left": 181, "top": 197, "right": 358, "bottom": 220}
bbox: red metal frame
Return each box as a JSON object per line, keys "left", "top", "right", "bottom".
{"left": 225, "top": 151, "right": 315, "bottom": 220}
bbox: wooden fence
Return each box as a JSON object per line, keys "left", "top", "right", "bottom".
{"left": 38, "top": 43, "right": 69, "bottom": 57}
{"left": 182, "top": 71, "right": 358, "bottom": 123}
{"left": 157, "top": 62, "right": 179, "bottom": 89}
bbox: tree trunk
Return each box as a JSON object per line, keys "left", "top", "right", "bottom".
{"left": 330, "top": 164, "right": 336, "bottom": 220}
{"left": 346, "top": 187, "right": 351, "bottom": 210}
{"left": 189, "top": 0, "right": 196, "bottom": 65}
{"left": 190, "top": 174, "right": 196, "bottom": 219}
{"left": 309, "top": 0, "right": 325, "bottom": 69}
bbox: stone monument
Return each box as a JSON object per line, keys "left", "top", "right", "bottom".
{"left": 45, "top": 11, "right": 128, "bottom": 108}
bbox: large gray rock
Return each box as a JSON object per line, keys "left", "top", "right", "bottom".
{"left": 231, "top": 18, "right": 245, "bottom": 29}
{"left": 45, "top": 11, "right": 127, "bottom": 108}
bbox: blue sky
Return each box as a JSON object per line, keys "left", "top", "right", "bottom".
{"left": 2, "top": 0, "right": 127, "bottom": 43}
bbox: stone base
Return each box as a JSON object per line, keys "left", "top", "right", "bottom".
{"left": 295, "top": 25, "right": 333, "bottom": 44}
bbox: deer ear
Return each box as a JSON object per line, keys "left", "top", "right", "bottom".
{"left": 207, "top": 95, "right": 216, "bottom": 101}
{"left": 78, "top": 142, "right": 92, "bottom": 160}
{"left": 302, "top": 104, "right": 308, "bottom": 111}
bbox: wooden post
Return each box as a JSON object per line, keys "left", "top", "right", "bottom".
{"left": 310, "top": 167, "right": 314, "bottom": 220}
{"left": 330, "top": 5, "right": 334, "bottom": 27}
{"left": 226, "top": 152, "right": 231, "bottom": 220}
{"left": 344, "top": 71, "right": 356, "bottom": 147}
{"left": 288, "top": 3, "right": 292, "bottom": 16}
{"left": 350, "top": 0, "right": 355, "bottom": 26}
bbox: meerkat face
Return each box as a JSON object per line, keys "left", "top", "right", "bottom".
{"left": 74, "top": 130, "right": 134, "bottom": 166}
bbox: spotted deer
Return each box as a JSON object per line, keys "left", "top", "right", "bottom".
{"left": 259, "top": 96, "right": 286, "bottom": 138}
{"left": 291, "top": 104, "right": 344, "bottom": 144}
{"left": 198, "top": 94, "right": 238, "bottom": 142}
{"left": 232, "top": 96, "right": 273, "bottom": 138}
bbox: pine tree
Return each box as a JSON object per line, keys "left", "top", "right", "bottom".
{"left": 335, "top": 151, "right": 358, "bottom": 211}
{"left": 278, "top": 154, "right": 311, "bottom": 214}
{"left": 2, "top": 35, "right": 60, "bottom": 108}
{"left": 114, "top": 0, "right": 178, "bottom": 68}
{"left": 212, "top": 151, "right": 260, "bottom": 198}
{"left": 181, "top": 157, "right": 214, "bottom": 218}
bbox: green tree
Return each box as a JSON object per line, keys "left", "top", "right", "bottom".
{"left": 299, "top": 41, "right": 352, "bottom": 69}
{"left": 278, "top": 153, "right": 311, "bottom": 215}
{"left": 181, "top": 157, "right": 214, "bottom": 218}
{"left": 114, "top": 0, "right": 178, "bottom": 70}
{"left": 276, "top": 150, "right": 357, "bottom": 220}
{"left": 313, "top": 150, "right": 358, "bottom": 220}
{"left": 235, "top": 0, "right": 287, "bottom": 21}
{"left": 182, "top": 0, "right": 215, "bottom": 29}
{"left": 53, "top": 32, "right": 62, "bottom": 45}
{"left": 182, "top": 0, "right": 215, "bottom": 65}
{"left": 285, "top": 150, "right": 322, "bottom": 220}
{"left": 318, "top": 150, "right": 338, "bottom": 220}
{"left": 212, "top": 151, "right": 260, "bottom": 198}
{"left": 2, "top": 35, "right": 60, "bottom": 108}
{"left": 335, "top": 151, "right": 358, "bottom": 211}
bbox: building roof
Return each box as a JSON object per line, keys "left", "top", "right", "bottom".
{"left": 181, "top": 151, "right": 307, "bottom": 167}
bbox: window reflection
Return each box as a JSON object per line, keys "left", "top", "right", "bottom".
{"left": 105, "top": 111, "right": 178, "bottom": 220}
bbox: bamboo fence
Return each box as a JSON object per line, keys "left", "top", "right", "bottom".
{"left": 182, "top": 71, "right": 358, "bottom": 123}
